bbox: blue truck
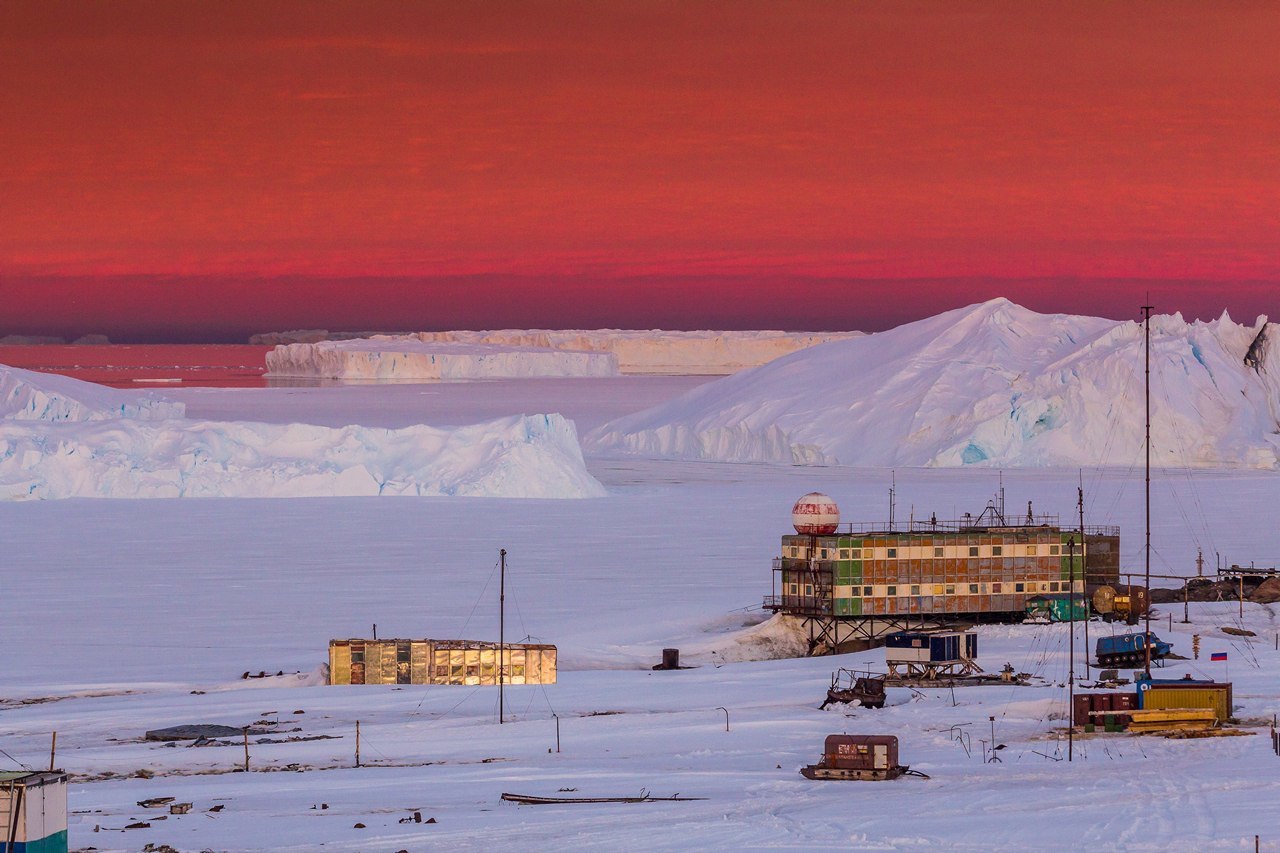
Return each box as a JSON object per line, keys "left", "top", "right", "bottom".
{"left": 1095, "top": 632, "right": 1173, "bottom": 668}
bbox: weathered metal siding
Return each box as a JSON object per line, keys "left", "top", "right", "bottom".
{"left": 821, "top": 735, "right": 898, "bottom": 771}
{"left": 0, "top": 772, "right": 68, "bottom": 851}
{"left": 328, "top": 640, "right": 557, "bottom": 686}
{"left": 791, "top": 527, "right": 1096, "bottom": 621}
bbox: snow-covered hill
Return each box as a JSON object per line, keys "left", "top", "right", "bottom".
{"left": 0, "top": 366, "right": 605, "bottom": 499}
{"left": 587, "top": 298, "right": 1280, "bottom": 468}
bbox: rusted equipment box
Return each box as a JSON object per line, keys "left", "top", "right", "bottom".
{"left": 1073, "top": 692, "right": 1138, "bottom": 729}
{"left": 329, "top": 639, "right": 556, "bottom": 686}
{"left": 1, "top": 771, "right": 68, "bottom": 853}
{"left": 1138, "top": 681, "right": 1232, "bottom": 724}
{"left": 802, "top": 735, "right": 907, "bottom": 781}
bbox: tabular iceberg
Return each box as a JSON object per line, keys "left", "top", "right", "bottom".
{"left": 266, "top": 339, "right": 619, "bottom": 380}
{"left": 1, "top": 364, "right": 184, "bottom": 421}
{"left": 261, "top": 330, "right": 862, "bottom": 377}
{"left": 586, "top": 298, "right": 1280, "bottom": 469}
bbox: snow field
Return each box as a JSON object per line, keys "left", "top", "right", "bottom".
{"left": 5, "top": 455, "right": 1280, "bottom": 849}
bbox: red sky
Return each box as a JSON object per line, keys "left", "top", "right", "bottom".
{"left": 2, "top": 2, "right": 1276, "bottom": 340}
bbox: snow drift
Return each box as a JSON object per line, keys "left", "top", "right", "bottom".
{"left": 266, "top": 339, "right": 619, "bottom": 380}
{"left": 263, "top": 330, "right": 861, "bottom": 376}
{"left": 0, "top": 366, "right": 605, "bottom": 499}
{"left": 587, "top": 298, "right": 1280, "bottom": 468}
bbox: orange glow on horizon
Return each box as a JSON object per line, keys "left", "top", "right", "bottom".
{"left": 1, "top": 2, "right": 1276, "bottom": 336}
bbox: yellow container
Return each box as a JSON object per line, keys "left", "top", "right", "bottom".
{"left": 1143, "top": 686, "right": 1231, "bottom": 724}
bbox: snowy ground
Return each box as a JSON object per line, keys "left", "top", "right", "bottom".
{"left": 4, "top": 377, "right": 1280, "bottom": 851}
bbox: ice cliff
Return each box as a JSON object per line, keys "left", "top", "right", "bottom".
{"left": 1, "top": 365, "right": 185, "bottom": 421}
{"left": 0, "top": 366, "right": 605, "bottom": 500}
{"left": 586, "top": 298, "right": 1280, "bottom": 469}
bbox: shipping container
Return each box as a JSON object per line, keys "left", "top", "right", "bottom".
{"left": 0, "top": 771, "right": 68, "bottom": 853}
{"left": 1137, "top": 681, "right": 1232, "bottom": 723}
{"left": 328, "top": 639, "right": 556, "bottom": 686}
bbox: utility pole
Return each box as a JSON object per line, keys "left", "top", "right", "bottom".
{"left": 1142, "top": 303, "right": 1153, "bottom": 679}
{"left": 499, "top": 548, "right": 506, "bottom": 725}
{"left": 1068, "top": 536, "right": 1075, "bottom": 762}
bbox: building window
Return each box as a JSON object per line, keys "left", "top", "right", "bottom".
{"left": 1050, "top": 545, "right": 1060, "bottom": 556}
{"left": 946, "top": 584, "right": 955, "bottom": 595}
{"left": 1049, "top": 581, "right": 1060, "bottom": 592}
{"left": 839, "top": 549, "right": 849, "bottom": 560}
{"left": 992, "top": 545, "right": 1003, "bottom": 556}
{"left": 1015, "top": 582, "right": 1025, "bottom": 592}
{"left": 934, "top": 547, "right": 945, "bottom": 558}
{"left": 804, "top": 584, "right": 814, "bottom": 597}
{"left": 864, "top": 585, "right": 873, "bottom": 596}
{"left": 1026, "top": 545, "right": 1038, "bottom": 556}
{"left": 820, "top": 549, "right": 828, "bottom": 559}
{"left": 969, "top": 546, "right": 979, "bottom": 557}
{"left": 887, "top": 548, "right": 898, "bottom": 558}
{"left": 850, "top": 548, "right": 861, "bottom": 559}
{"left": 887, "top": 585, "right": 897, "bottom": 596}
{"left": 910, "top": 585, "right": 920, "bottom": 595}
{"left": 789, "top": 584, "right": 798, "bottom": 595}
{"left": 992, "top": 583, "right": 1002, "bottom": 593}
{"left": 969, "top": 584, "right": 979, "bottom": 594}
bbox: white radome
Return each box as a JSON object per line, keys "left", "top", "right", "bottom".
{"left": 792, "top": 492, "right": 840, "bottom": 534}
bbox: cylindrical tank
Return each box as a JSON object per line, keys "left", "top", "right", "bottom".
{"left": 792, "top": 492, "right": 840, "bottom": 534}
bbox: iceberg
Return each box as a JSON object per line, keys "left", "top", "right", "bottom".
{"left": 266, "top": 339, "right": 619, "bottom": 380}
{"left": 587, "top": 298, "right": 1280, "bottom": 469}
{"left": 0, "top": 366, "right": 605, "bottom": 500}
{"left": 262, "top": 330, "right": 862, "bottom": 377}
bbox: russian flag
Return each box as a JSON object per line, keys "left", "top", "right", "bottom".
{"left": 1210, "top": 652, "right": 1228, "bottom": 661}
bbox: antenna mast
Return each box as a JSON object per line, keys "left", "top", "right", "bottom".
{"left": 1141, "top": 303, "right": 1153, "bottom": 678}
{"left": 499, "top": 548, "right": 506, "bottom": 724}
{"left": 1079, "top": 471, "right": 1089, "bottom": 685}
{"left": 889, "top": 470, "right": 896, "bottom": 532}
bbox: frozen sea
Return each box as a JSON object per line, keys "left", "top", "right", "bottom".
{"left": 3, "top": 375, "right": 1280, "bottom": 851}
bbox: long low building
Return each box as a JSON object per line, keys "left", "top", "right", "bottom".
{"left": 329, "top": 638, "right": 557, "bottom": 686}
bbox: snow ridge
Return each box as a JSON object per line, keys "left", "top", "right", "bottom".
{"left": 587, "top": 298, "right": 1280, "bottom": 469}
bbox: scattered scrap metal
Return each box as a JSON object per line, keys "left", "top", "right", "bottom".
{"left": 501, "top": 790, "right": 706, "bottom": 805}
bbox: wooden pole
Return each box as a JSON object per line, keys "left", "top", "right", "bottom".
{"left": 355, "top": 720, "right": 361, "bottom": 768}
{"left": 242, "top": 728, "right": 249, "bottom": 772}
{"left": 49, "top": 731, "right": 56, "bottom": 772}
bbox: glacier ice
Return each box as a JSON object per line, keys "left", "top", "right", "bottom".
{"left": 1, "top": 364, "right": 185, "bottom": 421}
{"left": 586, "top": 298, "right": 1280, "bottom": 469}
{"left": 0, "top": 366, "right": 605, "bottom": 500}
